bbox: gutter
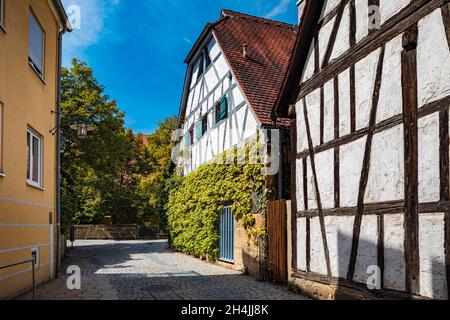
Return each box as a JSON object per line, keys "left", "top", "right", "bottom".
{"left": 55, "top": 17, "right": 72, "bottom": 276}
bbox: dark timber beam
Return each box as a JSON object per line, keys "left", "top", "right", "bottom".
{"left": 303, "top": 99, "right": 332, "bottom": 276}
{"left": 347, "top": 46, "right": 385, "bottom": 281}
{"left": 402, "top": 25, "right": 420, "bottom": 295}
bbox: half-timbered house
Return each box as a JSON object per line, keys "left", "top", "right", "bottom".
{"left": 274, "top": 0, "right": 450, "bottom": 299}
{"left": 177, "top": 10, "right": 296, "bottom": 275}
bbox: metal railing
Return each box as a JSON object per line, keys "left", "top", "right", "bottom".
{"left": 0, "top": 258, "right": 36, "bottom": 300}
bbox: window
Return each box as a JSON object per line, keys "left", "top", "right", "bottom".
{"left": 27, "top": 128, "right": 42, "bottom": 187}
{"left": 195, "top": 49, "right": 211, "bottom": 82}
{"left": 204, "top": 49, "right": 211, "bottom": 70}
{"left": 189, "top": 126, "right": 194, "bottom": 145}
{"left": 215, "top": 96, "right": 228, "bottom": 124}
{"left": 197, "top": 55, "right": 204, "bottom": 79}
{"left": 0, "top": 0, "right": 5, "bottom": 29}
{"left": 195, "top": 120, "right": 203, "bottom": 141}
{"left": 202, "top": 114, "right": 208, "bottom": 135}
{"left": 31, "top": 247, "right": 40, "bottom": 267}
{"left": 184, "top": 133, "right": 190, "bottom": 148}
{"left": 28, "top": 11, "right": 45, "bottom": 77}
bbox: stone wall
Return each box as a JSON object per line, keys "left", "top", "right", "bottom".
{"left": 216, "top": 214, "right": 264, "bottom": 279}
{"left": 74, "top": 225, "right": 138, "bottom": 240}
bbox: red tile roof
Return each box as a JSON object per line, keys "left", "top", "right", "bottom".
{"left": 213, "top": 10, "right": 297, "bottom": 126}
{"left": 186, "top": 10, "right": 297, "bottom": 127}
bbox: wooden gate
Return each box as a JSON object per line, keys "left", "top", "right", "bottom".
{"left": 267, "top": 200, "right": 287, "bottom": 284}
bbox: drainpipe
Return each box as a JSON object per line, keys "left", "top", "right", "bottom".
{"left": 56, "top": 20, "right": 72, "bottom": 275}
{"left": 56, "top": 30, "right": 63, "bottom": 275}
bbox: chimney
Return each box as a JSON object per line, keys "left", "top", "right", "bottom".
{"left": 242, "top": 44, "right": 248, "bottom": 58}
{"left": 297, "top": 0, "right": 306, "bottom": 24}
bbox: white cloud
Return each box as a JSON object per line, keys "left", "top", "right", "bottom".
{"left": 61, "top": 0, "right": 121, "bottom": 66}
{"left": 265, "top": 0, "right": 292, "bottom": 19}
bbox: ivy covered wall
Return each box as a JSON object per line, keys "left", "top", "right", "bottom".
{"left": 166, "top": 146, "right": 269, "bottom": 261}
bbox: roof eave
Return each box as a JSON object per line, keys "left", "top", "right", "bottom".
{"left": 52, "top": 0, "right": 73, "bottom": 32}
{"left": 184, "top": 23, "right": 215, "bottom": 64}
{"left": 272, "top": 0, "right": 325, "bottom": 119}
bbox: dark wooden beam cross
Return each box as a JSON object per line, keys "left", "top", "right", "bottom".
{"left": 347, "top": 45, "right": 386, "bottom": 281}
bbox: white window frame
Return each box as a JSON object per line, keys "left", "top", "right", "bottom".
{"left": 28, "top": 10, "right": 45, "bottom": 79}
{"left": 27, "top": 128, "right": 43, "bottom": 188}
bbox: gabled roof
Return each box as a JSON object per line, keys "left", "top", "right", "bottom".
{"left": 273, "top": 0, "right": 325, "bottom": 118}
{"left": 184, "top": 9, "right": 298, "bottom": 127}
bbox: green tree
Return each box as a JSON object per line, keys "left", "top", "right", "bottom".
{"left": 139, "top": 116, "right": 178, "bottom": 230}
{"left": 61, "top": 59, "right": 150, "bottom": 229}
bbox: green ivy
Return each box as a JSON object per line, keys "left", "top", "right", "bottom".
{"left": 166, "top": 143, "right": 269, "bottom": 261}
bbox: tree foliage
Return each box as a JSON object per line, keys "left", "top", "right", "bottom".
{"left": 139, "top": 116, "right": 179, "bottom": 230}
{"left": 60, "top": 59, "right": 150, "bottom": 231}
{"left": 166, "top": 145, "right": 268, "bottom": 260}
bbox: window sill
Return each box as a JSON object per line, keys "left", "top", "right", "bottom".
{"left": 28, "top": 61, "right": 46, "bottom": 84}
{"left": 0, "top": 24, "right": 6, "bottom": 34}
{"left": 0, "top": 172, "right": 6, "bottom": 177}
{"left": 26, "top": 182, "right": 45, "bottom": 191}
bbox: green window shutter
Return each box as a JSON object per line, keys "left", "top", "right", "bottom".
{"left": 195, "top": 121, "right": 203, "bottom": 140}
{"left": 219, "top": 96, "right": 228, "bottom": 120}
{"left": 184, "top": 134, "right": 190, "bottom": 147}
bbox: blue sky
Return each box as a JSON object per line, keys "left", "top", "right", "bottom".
{"left": 61, "top": 0, "right": 298, "bottom": 134}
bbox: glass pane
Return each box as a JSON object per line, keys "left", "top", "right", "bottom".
{"left": 28, "top": 13, "right": 44, "bottom": 74}
{"left": 32, "top": 136, "right": 39, "bottom": 183}
{"left": 27, "top": 132, "right": 30, "bottom": 180}
{"left": 205, "top": 50, "right": 211, "bottom": 69}
{"left": 195, "top": 121, "right": 202, "bottom": 140}
{"left": 202, "top": 115, "right": 208, "bottom": 134}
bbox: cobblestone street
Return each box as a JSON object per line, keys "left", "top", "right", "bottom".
{"left": 18, "top": 240, "right": 306, "bottom": 300}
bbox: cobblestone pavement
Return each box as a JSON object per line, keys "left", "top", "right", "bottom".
{"left": 18, "top": 240, "right": 306, "bottom": 300}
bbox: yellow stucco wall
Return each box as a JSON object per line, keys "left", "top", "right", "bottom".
{"left": 0, "top": 0, "right": 62, "bottom": 299}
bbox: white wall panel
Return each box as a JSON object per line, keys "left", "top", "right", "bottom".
{"left": 323, "top": 80, "right": 335, "bottom": 143}
{"left": 355, "top": 49, "right": 380, "bottom": 130}
{"left": 380, "top": 0, "right": 410, "bottom": 25}
{"left": 315, "top": 149, "right": 335, "bottom": 209}
{"left": 325, "top": 216, "right": 355, "bottom": 279}
{"left": 355, "top": 0, "right": 369, "bottom": 43}
{"left": 383, "top": 214, "right": 406, "bottom": 291}
{"left": 417, "top": 9, "right": 450, "bottom": 107}
{"left": 296, "top": 159, "right": 305, "bottom": 212}
{"left": 297, "top": 218, "right": 307, "bottom": 271}
{"left": 365, "top": 125, "right": 404, "bottom": 203}
{"left": 353, "top": 215, "right": 378, "bottom": 284}
{"left": 419, "top": 213, "right": 448, "bottom": 300}
{"left": 377, "top": 35, "right": 403, "bottom": 123}
{"left": 310, "top": 217, "right": 328, "bottom": 275}
{"left": 418, "top": 113, "right": 440, "bottom": 203}
{"left": 330, "top": 4, "right": 350, "bottom": 61}
{"left": 338, "top": 69, "right": 351, "bottom": 137}
{"left": 340, "top": 136, "right": 367, "bottom": 207}
{"left": 306, "top": 89, "right": 321, "bottom": 147}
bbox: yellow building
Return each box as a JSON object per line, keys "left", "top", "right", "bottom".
{"left": 0, "top": 0, "right": 70, "bottom": 299}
